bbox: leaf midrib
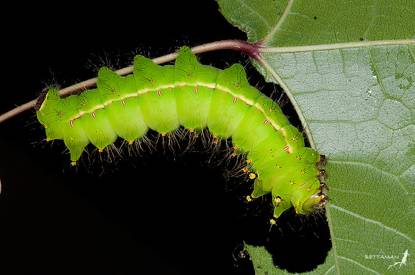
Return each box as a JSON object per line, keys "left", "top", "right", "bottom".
{"left": 260, "top": 39, "right": 415, "bottom": 53}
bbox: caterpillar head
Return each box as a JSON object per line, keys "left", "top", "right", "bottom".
{"left": 270, "top": 154, "right": 328, "bottom": 219}
{"left": 298, "top": 156, "right": 328, "bottom": 214}
{"left": 289, "top": 185, "right": 327, "bottom": 215}
{"left": 301, "top": 192, "right": 328, "bottom": 213}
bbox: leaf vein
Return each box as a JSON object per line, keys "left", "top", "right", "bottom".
{"left": 262, "top": 0, "right": 295, "bottom": 45}
{"left": 323, "top": 265, "right": 336, "bottom": 275}
{"left": 330, "top": 204, "right": 415, "bottom": 244}
{"left": 329, "top": 159, "right": 409, "bottom": 194}
{"left": 337, "top": 256, "right": 380, "bottom": 274}
{"left": 236, "top": 0, "right": 272, "bottom": 31}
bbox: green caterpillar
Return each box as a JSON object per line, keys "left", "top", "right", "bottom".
{"left": 36, "top": 47, "right": 327, "bottom": 219}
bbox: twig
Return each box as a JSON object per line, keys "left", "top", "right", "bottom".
{"left": 0, "top": 39, "right": 259, "bottom": 124}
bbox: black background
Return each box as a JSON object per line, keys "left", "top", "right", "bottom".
{"left": 0, "top": 1, "right": 331, "bottom": 274}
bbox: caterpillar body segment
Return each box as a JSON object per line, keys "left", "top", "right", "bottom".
{"left": 36, "top": 47, "right": 327, "bottom": 219}
{"left": 174, "top": 47, "right": 218, "bottom": 130}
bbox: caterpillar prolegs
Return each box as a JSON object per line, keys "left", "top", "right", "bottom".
{"left": 36, "top": 47, "right": 327, "bottom": 219}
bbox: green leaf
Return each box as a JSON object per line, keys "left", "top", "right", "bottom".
{"left": 217, "top": 0, "right": 415, "bottom": 274}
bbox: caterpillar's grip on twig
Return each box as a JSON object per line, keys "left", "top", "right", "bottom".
{"left": 36, "top": 47, "right": 327, "bottom": 219}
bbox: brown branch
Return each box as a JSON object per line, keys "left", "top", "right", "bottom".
{"left": 0, "top": 39, "right": 259, "bottom": 124}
